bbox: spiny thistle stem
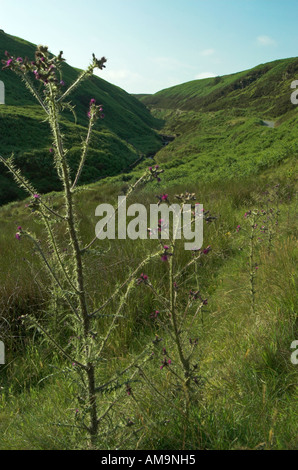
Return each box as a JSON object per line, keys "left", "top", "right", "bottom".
{"left": 71, "top": 118, "right": 93, "bottom": 191}
{"left": 169, "top": 244, "right": 190, "bottom": 388}
{"left": 83, "top": 174, "right": 146, "bottom": 252}
{"left": 48, "top": 82, "right": 98, "bottom": 443}
{"left": 89, "top": 251, "right": 160, "bottom": 318}
{"left": 42, "top": 213, "right": 79, "bottom": 293}
{"left": 25, "top": 232, "right": 81, "bottom": 321}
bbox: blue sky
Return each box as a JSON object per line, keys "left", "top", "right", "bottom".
{"left": 1, "top": 0, "right": 298, "bottom": 93}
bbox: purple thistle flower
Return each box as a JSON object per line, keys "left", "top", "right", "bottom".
{"left": 150, "top": 310, "right": 159, "bottom": 319}
{"left": 160, "top": 358, "right": 172, "bottom": 370}
{"left": 202, "top": 245, "right": 211, "bottom": 255}
{"left": 161, "top": 245, "right": 172, "bottom": 262}
{"left": 137, "top": 273, "right": 149, "bottom": 285}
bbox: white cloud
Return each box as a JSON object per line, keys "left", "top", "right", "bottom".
{"left": 257, "top": 35, "right": 276, "bottom": 46}
{"left": 201, "top": 48, "right": 215, "bottom": 56}
{"left": 195, "top": 72, "right": 216, "bottom": 80}
{"left": 96, "top": 68, "right": 144, "bottom": 93}
{"left": 150, "top": 56, "right": 196, "bottom": 71}
{"left": 100, "top": 69, "right": 142, "bottom": 82}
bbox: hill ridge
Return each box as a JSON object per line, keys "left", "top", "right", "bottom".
{"left": 0, "top": 31, "right": 163, "bottom": 205}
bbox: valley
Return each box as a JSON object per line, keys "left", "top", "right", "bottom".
{"left": 0, "top": 32, "right": 297, "bottom": 451}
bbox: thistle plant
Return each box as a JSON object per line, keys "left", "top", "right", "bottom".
{"left": 237, "top": 195, "right": 280, "bottom": 316}
{"left": 0, "top": 46, "right": 163, "bottom": 447}
{"left": 137, "top": 192, "right": 214, "bottom": 422}
{"left": 1, "top": 46, "right": 215, "bottom": 449}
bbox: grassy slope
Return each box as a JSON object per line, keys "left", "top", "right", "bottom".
{"left": 0, "top": 52, "right": 297, "bottom": 449}
{"left": 0, "top": 31, "right": 163, "bottom": 205}
{"left": 138, "top": 58, "right": 298, "bottom": 187}
{"left": 0, "top": 159, "right": 296, "bottom": 450}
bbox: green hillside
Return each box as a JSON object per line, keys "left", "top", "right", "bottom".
{"left": 136, "top": 58, "right": 298, "bottom": 187}
{"left": 0, "top": 37, "right": 297, "bottom": 450}
{"left": 0, "top": 31, "right": 163, "bottom": 205}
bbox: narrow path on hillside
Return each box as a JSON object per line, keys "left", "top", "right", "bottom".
{"left": 262, "top": 120, "right": 276, "bottom": 128}
{"left": 123, "top": 134, "right": 176, "bottom": 173}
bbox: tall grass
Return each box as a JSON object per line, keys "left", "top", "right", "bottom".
{"left": 0, "top": 158, "right": 297, "bottom": 449}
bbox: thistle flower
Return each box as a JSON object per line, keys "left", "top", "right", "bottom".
{"left": 3, "top": 58, "right": 13, "bottom": 68}
{"left": 15, "top": 225, "right": 23, "bottom": 240}
{"left": 160, "top": 358, "right": 172, "bottom": 370}
{"left": 88, "top": 99, "right": 104, "bottom": 120}
{"left": 161, "top": 245, "right": 173, "bottom": 262}
{"left": 189, "top": 290, "right": 208, "bottom": 305}
{"left": 137, "top": 273, "right": 148, "bottom": 285}
{"left": 152, "top": 335, "right": 163, "bottom": 345}
{"left": 202, "top": 245, "right": 211, "bottom": 255}
{"left": 150, "top": 310, "right": 159, "bottom": 320}
{"left": 156, "top": 194, "right": 169, "bottom": 205}
{"left": 148, "top": 165, "right": 164, "bottom": 182}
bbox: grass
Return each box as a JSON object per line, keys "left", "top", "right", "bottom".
{"left": 0, "top": 158, "right": 297, "bottom": 450}
{"left": 0, "top": 39, "right": 297, "bottom": 449}
{"left": 136, "top": 56, "right": 298, "bottom": 189}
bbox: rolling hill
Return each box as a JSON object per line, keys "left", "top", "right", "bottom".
{"left": 134, "top": 58, "right": 298, "bottom": 187}
{"left": 0, "top": 34, "right": 297, "bottom": 450}
{"left": 0, "top": 31, "right": 163, "bottom": 205}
